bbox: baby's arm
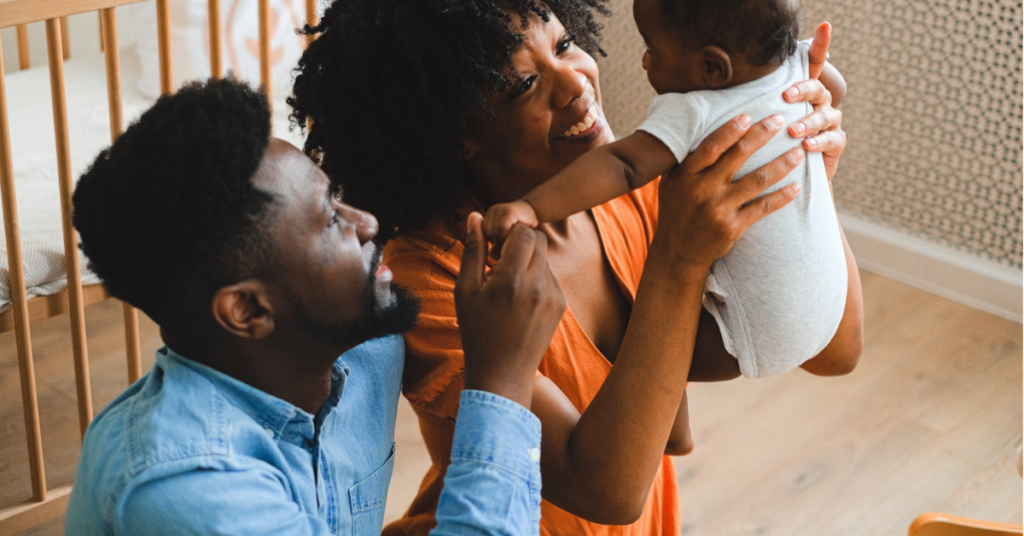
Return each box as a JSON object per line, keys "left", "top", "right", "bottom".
{"left": 525, "top": 131, "right": 677, "bottom": 222}
{"left": 482, "top": 132, "right": 677, "bottom": 240}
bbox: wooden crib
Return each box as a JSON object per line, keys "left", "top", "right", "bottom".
{"left": 0, "top": 0, "right": 315, "bottom": 532}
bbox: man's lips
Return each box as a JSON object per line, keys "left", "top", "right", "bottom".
{"left": 375, "top": 263, "right": 393, "bottom": 283}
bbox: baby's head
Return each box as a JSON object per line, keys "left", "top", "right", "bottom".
{"left": 633, "top": 0, "right": 800, "bottom": 94}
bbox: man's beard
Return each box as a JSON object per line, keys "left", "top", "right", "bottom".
{"left": 293, "top": 254, "right": 421, "bottom": 348}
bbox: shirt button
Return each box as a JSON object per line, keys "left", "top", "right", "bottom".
{"left": 264, "top": 427, "right": 275, "bottom": 439}
{"left": 528, "top": 448, "right": 541, "bottom": 462}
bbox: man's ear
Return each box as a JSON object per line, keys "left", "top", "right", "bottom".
{"left": 210, "top": 280, "right": 276, "bottom": 339}
{"left": 459, "top": 137, "right": 480, "bottom": 161}
{"left": 699, "top": 45, "right": 733, "bottom": 88}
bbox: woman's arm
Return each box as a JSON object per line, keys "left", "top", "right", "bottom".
{"left": 529, "top": 114, "right": 806, "bottom": 524}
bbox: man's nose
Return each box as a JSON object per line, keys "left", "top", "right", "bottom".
{"left": 642, "top": 51, "right": 650, "bottom": 71}
{"left": 338, "top": 202, "right": 379, "bottom": 244}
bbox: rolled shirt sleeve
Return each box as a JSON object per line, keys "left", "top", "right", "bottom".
{"left": 431, "top": 390, "right": 543, "bottom": 536}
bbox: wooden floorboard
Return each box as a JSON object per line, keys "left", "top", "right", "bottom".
{"left": 1, "top": 271, "right": 1020, "bottom": 535}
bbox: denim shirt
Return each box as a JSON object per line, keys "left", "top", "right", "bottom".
{"left": 65, "top": 335, "right": 541, "bottom": 535}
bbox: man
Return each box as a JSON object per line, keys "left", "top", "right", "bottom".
{"left": 65, "top": 78, "right": 564, "bottom": 535}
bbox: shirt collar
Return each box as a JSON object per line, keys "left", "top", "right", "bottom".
{"left": 159, "top": 347, "right": 350, "bottom": 441}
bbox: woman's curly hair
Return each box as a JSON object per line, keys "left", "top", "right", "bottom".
{"left": 289, "top": 0, "right": 610, "bottom": 242}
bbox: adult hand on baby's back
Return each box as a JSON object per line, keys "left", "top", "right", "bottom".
{"left": 785, "top": 22, "right": 847, "bottom": 180}
{"left": 456, "top": 213, "right": 565, "bottom": 410}
{"left": 652, "top": 114, "right": 803, "bottom": 271}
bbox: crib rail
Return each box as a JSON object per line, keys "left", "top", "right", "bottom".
{"left": 0, "top": 0, "right": 142, "bottom": 29}
{"left": 0, "top": 0, "right": 284, "bottom": 531}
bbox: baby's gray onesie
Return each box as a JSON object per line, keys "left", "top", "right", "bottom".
{"left": 637, "top": 41, "right": 847, "bottom": 378}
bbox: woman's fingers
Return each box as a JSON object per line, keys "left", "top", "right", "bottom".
{"left": 790, "top": 104, "right": 842, "bottom": 140}
{"left": 804, "top": 127, "right": 847, "bottom": 153}
{"left": 807, "top": 22, "right": 831, "bottom": 79}
{"left": 783, "top": 78, "right": 830, "bottom": 107}
{"left": 730, "top": 146, "right": 804, "bottom": 206}
{"left": 738, "top": 182, "right": 801, "bottom": 229}
{"left": 683, "top": 114, "right": 752, "bottom": 174}
{"left": 713, "top": 114, "right": 786, "bottom": 180}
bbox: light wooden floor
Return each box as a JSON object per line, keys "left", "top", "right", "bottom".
{"left": 3, "top": 271, "right": 1021, "bottom": 535}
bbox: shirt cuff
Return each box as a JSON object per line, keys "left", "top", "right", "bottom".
{"left": 451, "top": 390, "right": 542, "bottom": 484}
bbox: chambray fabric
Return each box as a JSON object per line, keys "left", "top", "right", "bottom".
{"left": 65, "top": 336, "right": 541, "bottom": 536}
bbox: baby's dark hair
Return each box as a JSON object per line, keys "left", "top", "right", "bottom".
{"left": 73, "top": 77, "right": 276, "bottom": 327}
{"left": 289, "top": 0, "right": 610, "bottom": 242}
{"left": 657, "top": 0, "right": 800, "bottom": 66}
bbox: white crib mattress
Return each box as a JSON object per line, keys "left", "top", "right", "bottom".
{"left": 0, "top": 48, "right": 305, "bottom": 313}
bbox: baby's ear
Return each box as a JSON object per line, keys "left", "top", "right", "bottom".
{"left": 699, "top": 46, "right": 733, "bottom": 88}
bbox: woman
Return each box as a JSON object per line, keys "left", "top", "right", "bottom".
{"left": 289, "top": 1, "right": 861, "bottom": 534}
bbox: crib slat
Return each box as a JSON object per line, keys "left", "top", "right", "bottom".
{"left": 258, "top": 0, "right": 271, "bottom": 122}
{"left": 306, "top": 0, "right": 317, "bottom": 28}
{"left": 258, "top": 0, "right": 270, "bottom": 125}
{"left": 59, "top": 16, "right": 69, "bottom": 60}
{"left": 101, "top": 9, "right": 121, "bottom": 140}
{"left": 99, "top": 7, "right": 142, "bottom": 383}
{"left": 208, "top": 0, "right": 222, "bottom": 79}
{"left": 156, "top": 0, "right": 172, "bottom": 95}
{"left": 16, "top": 24, "right": 29, "bottom": 70}
{"left": 0, "top": 37, "right": 47, "bottom": 502}
{"left": 0, "top": 0, "right": 139, "bottom": 29}
{"left": 47, "top": 18, "right": 93, "bottom": 438}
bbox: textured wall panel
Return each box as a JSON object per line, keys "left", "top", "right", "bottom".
{"left": 595, "top": 0, "right": 1023, "bottom": 269}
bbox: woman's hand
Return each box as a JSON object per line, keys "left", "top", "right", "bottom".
{"left": 652, "top": 113, "right": 805, "bottom": 271}
{"left": 455, "top": 212, "right": 565, "bottom": 409}
{"left": 785, "top": 22, "right": 847, "bottom": 180}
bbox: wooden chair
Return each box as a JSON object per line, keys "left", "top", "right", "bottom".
{"left": 910, "top": 513, "right": 1024, "bottom": 536}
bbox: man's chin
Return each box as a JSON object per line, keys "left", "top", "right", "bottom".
{"left": 296, "top": 284, "right": 421, "bottom": 349}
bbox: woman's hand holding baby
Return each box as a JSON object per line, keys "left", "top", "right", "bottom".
{"left": 651, "top": 114, "right": 803, "bottom": 272}
{"left": 785, "top": 22, "right": 848, "bottom": 180}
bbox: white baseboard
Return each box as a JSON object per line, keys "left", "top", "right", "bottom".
{"left": 839, "top": 213, "right": 1023, "bottom": 324}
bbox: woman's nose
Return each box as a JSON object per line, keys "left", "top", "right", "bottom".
{"left": 642, "top": 51, "right": 650, "bottom": 71}
{"left": 552, "top": 65, "right": 588, "bottom": 109}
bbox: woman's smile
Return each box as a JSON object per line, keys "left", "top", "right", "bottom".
{"left": 556, "top": 102, "right": 605, "bottom": 142}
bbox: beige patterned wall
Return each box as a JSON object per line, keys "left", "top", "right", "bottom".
{"left": 596, "top": 0, "right": 1023, "bottom": 270}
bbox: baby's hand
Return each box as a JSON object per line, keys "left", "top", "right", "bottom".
{"left": 483, "top": 200, "right": 539, "bottom": 241}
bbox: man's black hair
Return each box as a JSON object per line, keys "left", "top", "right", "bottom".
{"left": 288, "top": 0, "right": 610, "bottom": 242}
{"left": 657, "top": 0, "right": 800, "bottom": 67}
{"left": 73, "top": 77, "right": 275, "bottom": 327}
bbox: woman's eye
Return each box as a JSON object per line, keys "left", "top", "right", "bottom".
{"left": 511, "top": 76, "right": 536, "bottom": 98}
{"left": 557, "top": 36, "right": 573, "bottom": 54}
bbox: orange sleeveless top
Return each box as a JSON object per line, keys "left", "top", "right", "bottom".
{"left": 382, "top": 180, "right": 680, "bottom": 536}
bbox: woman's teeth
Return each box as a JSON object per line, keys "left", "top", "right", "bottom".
{"left": 560, "top": 107, "right": 598, "bottom": 138}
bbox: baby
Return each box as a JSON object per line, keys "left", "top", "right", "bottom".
{"left": 484, "top": 0, "right": 850, "bottom": 379}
